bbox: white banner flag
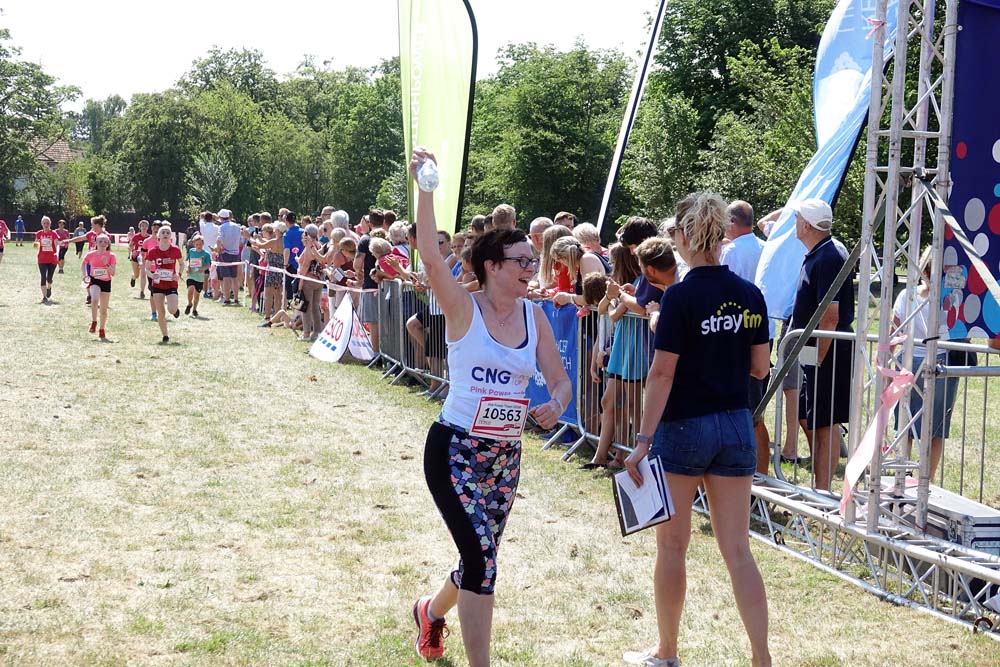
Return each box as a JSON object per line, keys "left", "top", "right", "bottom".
{"left": 310, "top": 296, "right": 355, "bottom": 362}
{"left": 348, "top": 308, "right": 376, "bottom": 361}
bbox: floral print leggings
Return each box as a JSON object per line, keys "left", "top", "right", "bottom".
{"left": 423, "top": 420, "right": 521, "bottom": 595}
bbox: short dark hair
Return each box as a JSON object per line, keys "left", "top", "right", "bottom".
{"left": 383, "top": 210, "right": 397, "bottom": 226}
{"left": 470, "top": 215, "right": 486, "bottom": 233}
{"left": 369, "top": 209, "right": 385, "bottom": 227}
{"left": 618, "top": 216, "right": 657, "bottom": 246}
{"left": 470, "top": 228, "right": 527, "bottom": 287}
{"left": 728, "top": 200, "right": 755, "bottom": 228}
{"left": 286, "top": 211, "right": 297, "bottom": 224}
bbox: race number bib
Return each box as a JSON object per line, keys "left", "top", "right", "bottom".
{"left": 469, "top": 397, "right": 529, "bottom": 440}
{"left": 91, "top": 267, "right": 109, "bottom": 279}
{"left": 157, "top": 269, "right": 174, "bottom": 280}
{"left": 334, "top": 267, "right": 345, "bottom": 282}
{"left": 189, "top": 258, "right": 202, "bottom": 270}
{"left": 41, "top": 238, "right": 53, "bottom": 250}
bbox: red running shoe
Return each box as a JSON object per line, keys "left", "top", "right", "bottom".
{"left": 412, "top": 596, "right": 448, "bottom": 661}
{"left": 99, "top": 329, "right": 106, "bottom": 340}
{"left": 89, "top": 321, "right": 97, "bottom": 334}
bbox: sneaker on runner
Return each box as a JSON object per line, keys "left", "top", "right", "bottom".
{"left": 623, "top": 650, "right": 679, "bottom": 666}
{"left": 89, "top": 321, "right": 97, "bottom": 334}
{"left": 173, "top": 309, "right": 180, "bottom": 319}
{"left": 412, "top": 596, "right": 448, "bottom": 661}
{"left": 139, "top": 292, "right": 145, "bottom": 299}
{"left": 151, "top": 312, "right": 157, "bottom": 321}
{"left": 192, "top": 309, "right": 199, "bottom": 318}
{"left": 184, "top": 304, "right": 192, "bottom": 315}
{"left": 130, "top": 277, "right": 136, "bottom": 287}
{"left": 99, "top": 329, "right": 106, "bottom": 340}
{"left": 162, "top": 335, "right": 169, "bottom": 344}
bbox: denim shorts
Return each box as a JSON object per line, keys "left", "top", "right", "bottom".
{"left": 650, "top": 409, "right": 756, "bottom": 477}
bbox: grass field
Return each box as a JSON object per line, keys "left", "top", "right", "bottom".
{"left": 1, "top": 245, "right": 998, "bottom": 666}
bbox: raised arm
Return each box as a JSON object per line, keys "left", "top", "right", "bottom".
{"left": 409, "top": 148, "right": 472, "bottom": 332}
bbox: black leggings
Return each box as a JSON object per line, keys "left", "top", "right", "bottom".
{"left": 38, "top": 263, "right": 56, "bottom": 286}
{"left": 423, "top": 420, "right": 521, "bottom": 595}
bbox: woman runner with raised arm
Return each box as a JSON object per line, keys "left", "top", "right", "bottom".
{"left": 408, "top": 148, "right": 572, "bottom": 667}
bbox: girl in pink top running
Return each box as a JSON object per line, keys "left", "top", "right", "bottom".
{"left": 82, "top": 234, "right": 117, "bottom": 339}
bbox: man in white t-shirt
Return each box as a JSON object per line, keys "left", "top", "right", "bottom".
{"left": 198, "top": 211, "right": 221, "bottom": 298}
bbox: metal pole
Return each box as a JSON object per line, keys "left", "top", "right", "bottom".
{"left": 851, "top": 0, "right": 891, "bottom": 527}
{"left": 867, "top": 0, "right": 914, "bottom": 535}
{"left": 915, "top": 0, "right": 960, "bottom": 531}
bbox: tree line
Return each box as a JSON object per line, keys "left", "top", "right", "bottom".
{"left": 5, "top": 1, "right": 863, "bottom": 243}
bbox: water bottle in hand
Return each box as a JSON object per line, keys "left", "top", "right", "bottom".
{"left": 417, "top": 158, "right": 440, "bottom": 192}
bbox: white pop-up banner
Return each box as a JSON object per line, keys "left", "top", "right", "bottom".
{"left": 309, "top": 295, "right": 375, "bottom": 363}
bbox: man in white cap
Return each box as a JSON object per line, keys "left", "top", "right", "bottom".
{"left": 790, "top": 197, "right": 854, "bottom": 491}
{"left": 216, "top": 208, "right": 242, "bottom": 305}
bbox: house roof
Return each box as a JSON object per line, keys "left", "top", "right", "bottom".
{"left": 31, "top": 138, "right": 80, "bottom": 165}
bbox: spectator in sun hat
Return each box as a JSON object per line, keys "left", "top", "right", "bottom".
{"left": 789, "top": 196, "right": 855, "bottom": 491}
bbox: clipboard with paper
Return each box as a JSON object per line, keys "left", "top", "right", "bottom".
{"left": 612, "top": 456, "right": 674, "bottom": 536}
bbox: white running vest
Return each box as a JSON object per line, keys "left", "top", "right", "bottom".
{"left": 440, "top": 296, "right": 538, "bottom": 438}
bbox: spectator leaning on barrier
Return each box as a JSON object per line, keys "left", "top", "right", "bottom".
{"left": 553, "top": 210, "right": 576, "bottom": 229}
{"left": 536, "top": 224, "right": 573, "bottom": 290}
{"left": 790, "top": 198, "right": 855, "bottom": 492}
{"left": 550, "top": 236, "right": 611, "bottom": 307}
{"left": 468, "top": 214, "right": 486, "bottom": 243}
{"left": 491, "top": 204, "right": 517, "bottom": 231}
{"left": 633, "top": 236, "right": 678, "bottom": 331}
{"left": 585, "top": 241, "right": 643, "bottom": 469}
{"left": 297, "top": 224, "right": 327, "bottom": 342}
{"left": 252, "top": 217, "right": 285, "bottom": 322}
{"left": 722, "top": 200, "right": 775, "bottom": 473}
{"left": 282, "top": 212, "right": 305, "bottom": 303}
{"left": 527, "top": 217, "right": 552, "bottom": 257}
{"left": 355, "top": 209, "right": 387, "bottom": 354}
{"left": 624, "top": 192, "right": 772, "bottom": 667}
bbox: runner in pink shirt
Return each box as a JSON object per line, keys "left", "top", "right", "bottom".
{"left": 141, "top": 221, "right": 163, "bottom": 316}
{"left": 82, "top": 235, "right": 117, "bottom": 339}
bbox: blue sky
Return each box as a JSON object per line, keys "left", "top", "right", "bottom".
{"left": 3, "top": 0, "right": 657, "bottom": 110}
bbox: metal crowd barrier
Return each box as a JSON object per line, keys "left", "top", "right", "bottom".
{"left": 773, "top": 329, "right": 1000, "bottom": 512}
{"left": 368, "top": 282, "right": 1000, "bottom": 515}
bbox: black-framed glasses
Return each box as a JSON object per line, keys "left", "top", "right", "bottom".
{"left": 502, "top": 256, "right": 540, "bottom": 270}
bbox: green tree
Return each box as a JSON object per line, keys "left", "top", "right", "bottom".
{"left": 619, "top": 93, "right": 700, "bottom": 219}
{"left": 0, "top": 27, "right": 79, "bottom": 207}
{"left": 74, "top": 95, "right": 127, "bottom": 153}
{"left": 179, "top": 47, "right": 279, "bottom": 105}
{"left": 185, "top": 149, "right": 238, "bottom": 217}
{"left": 464, "top": 42, "right": 631, "bottom": 225}
{"left": 109, "top": 91, "right": 198, "bottom": 216}
{"left": 652, "top": 0, "right": 831, "bottom": 143}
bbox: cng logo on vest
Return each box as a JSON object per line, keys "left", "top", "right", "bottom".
{"left": 700, "top": 301, "right": 762, "bottom": 335}
{"left": 472, "top": 366, "right": 512, "bottom": 384}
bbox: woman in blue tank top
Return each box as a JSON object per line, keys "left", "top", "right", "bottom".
{"left": 407, "top": 148, "right": 572, "bottom": 666}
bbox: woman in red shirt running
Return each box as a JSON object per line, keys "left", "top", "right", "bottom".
{"left": 82, "top": 234, "right": 117, "bottom": 339}
{"left": 35, "top": 216, "right": 60, "bottom": 304}
{"left": 144, "top": 225, "right": 183, "bottom": 343}
{"left": 130, "top": 219, "right": 151, "bottom": 294}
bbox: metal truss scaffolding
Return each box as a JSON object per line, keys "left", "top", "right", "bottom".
{"left": 703, "top": 0, "right": 1000, "bottom": 637}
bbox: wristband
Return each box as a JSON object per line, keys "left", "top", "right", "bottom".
{"left": 550, "top": 396, "right": 565, "bottom": 414}
{"left": 636, "top": 433, "right": 653, "bottom": 446}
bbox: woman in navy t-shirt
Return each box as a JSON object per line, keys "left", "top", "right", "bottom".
{"left": 622, "top": 193, "right": 772, "bottom": 667}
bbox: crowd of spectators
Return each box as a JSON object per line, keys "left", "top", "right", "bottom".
{"left": 11, "top": 190, "right": 934, "bottom": 489}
